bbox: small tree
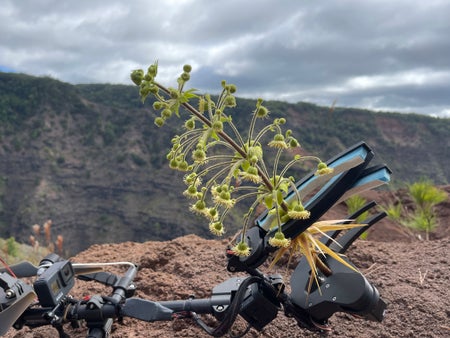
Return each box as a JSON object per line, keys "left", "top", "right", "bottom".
{"left": 406, "top": 179, "right": 447, "bottom": 240}
{"left": 384, "top": 179, "right": 447, "bottom": 240}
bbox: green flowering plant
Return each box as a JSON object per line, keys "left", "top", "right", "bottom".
{"left": 131, "top": 62, "right": 360, "bottom": 281}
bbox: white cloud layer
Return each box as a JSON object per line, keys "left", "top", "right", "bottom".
{"left": 1, "top": 0, "right": 450, "bottom": 117}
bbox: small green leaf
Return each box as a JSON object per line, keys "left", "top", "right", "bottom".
{"left": 276, "top": 190, "right": 284, "bottom": 205}
{"left": 264, "top": 194, "right": 273, "bottom": 209}
{"left": 171, "top": 102, "right": 181, "bottom": 117}
{"left": 241, "top": 160, "right": 250, "bottom": 171}
{"left": 210, "top": 130, "right": 220, "bottom": 141}
{"left": 279, "top": 181, "right": 289, "bottom": 193}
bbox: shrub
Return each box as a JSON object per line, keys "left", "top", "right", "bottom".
{"left": 406, "top": 179, "right": 447, "bottom": 240}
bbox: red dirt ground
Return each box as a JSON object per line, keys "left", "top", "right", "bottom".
{"left": 4, "top": 186, "right": 450, "bottom": 337}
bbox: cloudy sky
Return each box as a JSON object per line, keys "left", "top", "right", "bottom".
{"left": 1, "top": 0, "right": 450, "bottom": 117}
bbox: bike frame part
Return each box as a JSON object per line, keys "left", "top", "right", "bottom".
{"left": 0, "top": 273, "right": 37, "bottom": 336}
{"left": 290, "top": 254, "right": 386, "bottom": 324}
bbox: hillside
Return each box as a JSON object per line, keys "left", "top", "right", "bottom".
{"left": 0, "top": 72, "right": 449, "bottom": 254}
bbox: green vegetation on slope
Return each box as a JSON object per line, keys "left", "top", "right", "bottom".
{"left": 0, "top": 72, "right": 448, "bottom": 254}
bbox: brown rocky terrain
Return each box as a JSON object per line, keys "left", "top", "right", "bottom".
{"left": 3, "top": 186, "right": 450, "bottom": 337}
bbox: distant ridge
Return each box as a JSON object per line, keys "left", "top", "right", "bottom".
{"left": 0, "top": 72, "right": 448, "bottom": 254}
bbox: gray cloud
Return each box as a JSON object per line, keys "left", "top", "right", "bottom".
{"left": 1, "top": 0, "right": 449, "bottom": 117}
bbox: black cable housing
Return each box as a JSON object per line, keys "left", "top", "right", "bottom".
{"left": 192, "top": 276, "right": 261, "bottom": 337}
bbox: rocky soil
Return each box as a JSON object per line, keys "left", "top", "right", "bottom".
{"left": 3, "top": 186, "right": 450, "bottom": 337}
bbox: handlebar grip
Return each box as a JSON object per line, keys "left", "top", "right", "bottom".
{"left": 121, "top": 296, "right": 229, "bottom": 322}
{"left": 159, "top": 297, "right": 228, "bottom": 314}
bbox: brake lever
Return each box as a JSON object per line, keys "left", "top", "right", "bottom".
{"left": 77, "top": 272, "right": 119, "bottom": 287}
{"left": 0, "top": 261, "right": 39, "bottom": 278}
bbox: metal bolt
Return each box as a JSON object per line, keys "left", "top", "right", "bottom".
{"left": 325, "top": 284, "right": 330, "bottom": 289}
{"left": 216, "top": 305, "right": 224, "bottom": 311}
{"left": 332, "top": 296, "right": 337, "bottom": 301}
{"left": 5, "top": 289, "right": 15, "bottom": 298}
{"left": 308, "top": 302, "right": 313, "bottom": 307}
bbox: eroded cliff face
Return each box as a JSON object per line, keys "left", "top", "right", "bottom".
{"left": 0, "top": 73, "right": 448, "bottom": 255}
{"left": 0, "top": 75, "right": 210, "bottom": 255}
{"left": 1, "top": 152, "right": 199, "bottom": 255}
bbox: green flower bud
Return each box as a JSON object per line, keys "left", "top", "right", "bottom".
{"left": 178, "top": 160, "right": 189, "bottom": 171}
{"left": 247, "top": 145, "right": 263, "bottom": 160}
{"left": 224, "top": 95, "right": 236, "bottom": 107}
{"left": 209, "top": 207, "right": 218, "bottom": 218}
{"left": 154, "top": 117, "right": 165, "bottom": 127}
{"left": 170, "top": 89, "right": 179, "bottom": 99}
{"left": 268, "top": 134, "right": 288, "bottom": 149}
{"left": 232, "top": 241, "right": 251, "bottom": 256}
{"left": 162, "top": 109, "right": 172, "bottom": 118}
{"left": 149, "top": 84, "right": 159, "bottom": 94}
{"left": 247, "top": 166, "right": 258, "bottom": 176}
{"left": 220, "top": 189, "right": 231, "bottom": 199}
{"left": 169, "top": 158, "right": 178, "bottom": 169}
{"left": 183, "top": 64, "right": 192, "bottom": 73}
{"left": 289, "top": 138, "right": 299, "bottom": 148}
{"left": 209, "top": 221, "right": 225, "bottom": 236}
{"left": 249, "top": 155, "right": 258, "bottom": 164}
{"left": 255, "top": 105, "right": 269, "bottom": 118}
{"left": 139, "top": 82, "right": 151, "bottom": 97}
{"left": 194, "top": 200, "right": 206, "bottom": 210}
{"left": 212, "top": 120, "right": 223, "bottom": 132}
{"left": 228, "top": 84, "right": 237, "bottom": 93}
{"left": 184, "top": 173, "right": 198, "bottom": 185}
{"left": 185, "top": 118, "right": 195, "bottom": 130}
{"left": 181, "top": 72, "right": 190, "bottom": 81}
{"left": 315, "top": 162, "right": 334, "bottom": 176}
{"left": 274, "top": 133, "right": 285, "bottom": 141}
{"left": 130, "top": 69, "right": 144, "bottom": 86}
{"left": 153, "top": 101, "right": 163, "bottom": 110}
{"left": 192, "top": 148, "right": 206, "bottom": 162}
{"left": 148, "top": 64, "right": 158, "bottom": 77}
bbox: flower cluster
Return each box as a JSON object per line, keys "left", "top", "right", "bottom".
{"left": 131, "top": 62, "right": 336, "bottom": 272}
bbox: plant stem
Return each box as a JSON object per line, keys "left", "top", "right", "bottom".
{"left": 156, "top": 82, "right": 276, "bottom": 194}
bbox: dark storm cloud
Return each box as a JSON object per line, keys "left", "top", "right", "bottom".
{"left": 1, "top": 0, "right": 449, "bottom": 117}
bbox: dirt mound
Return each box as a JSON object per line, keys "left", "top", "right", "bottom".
{"left": 4, "top": 186, "right": 450, "bottom": 337}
